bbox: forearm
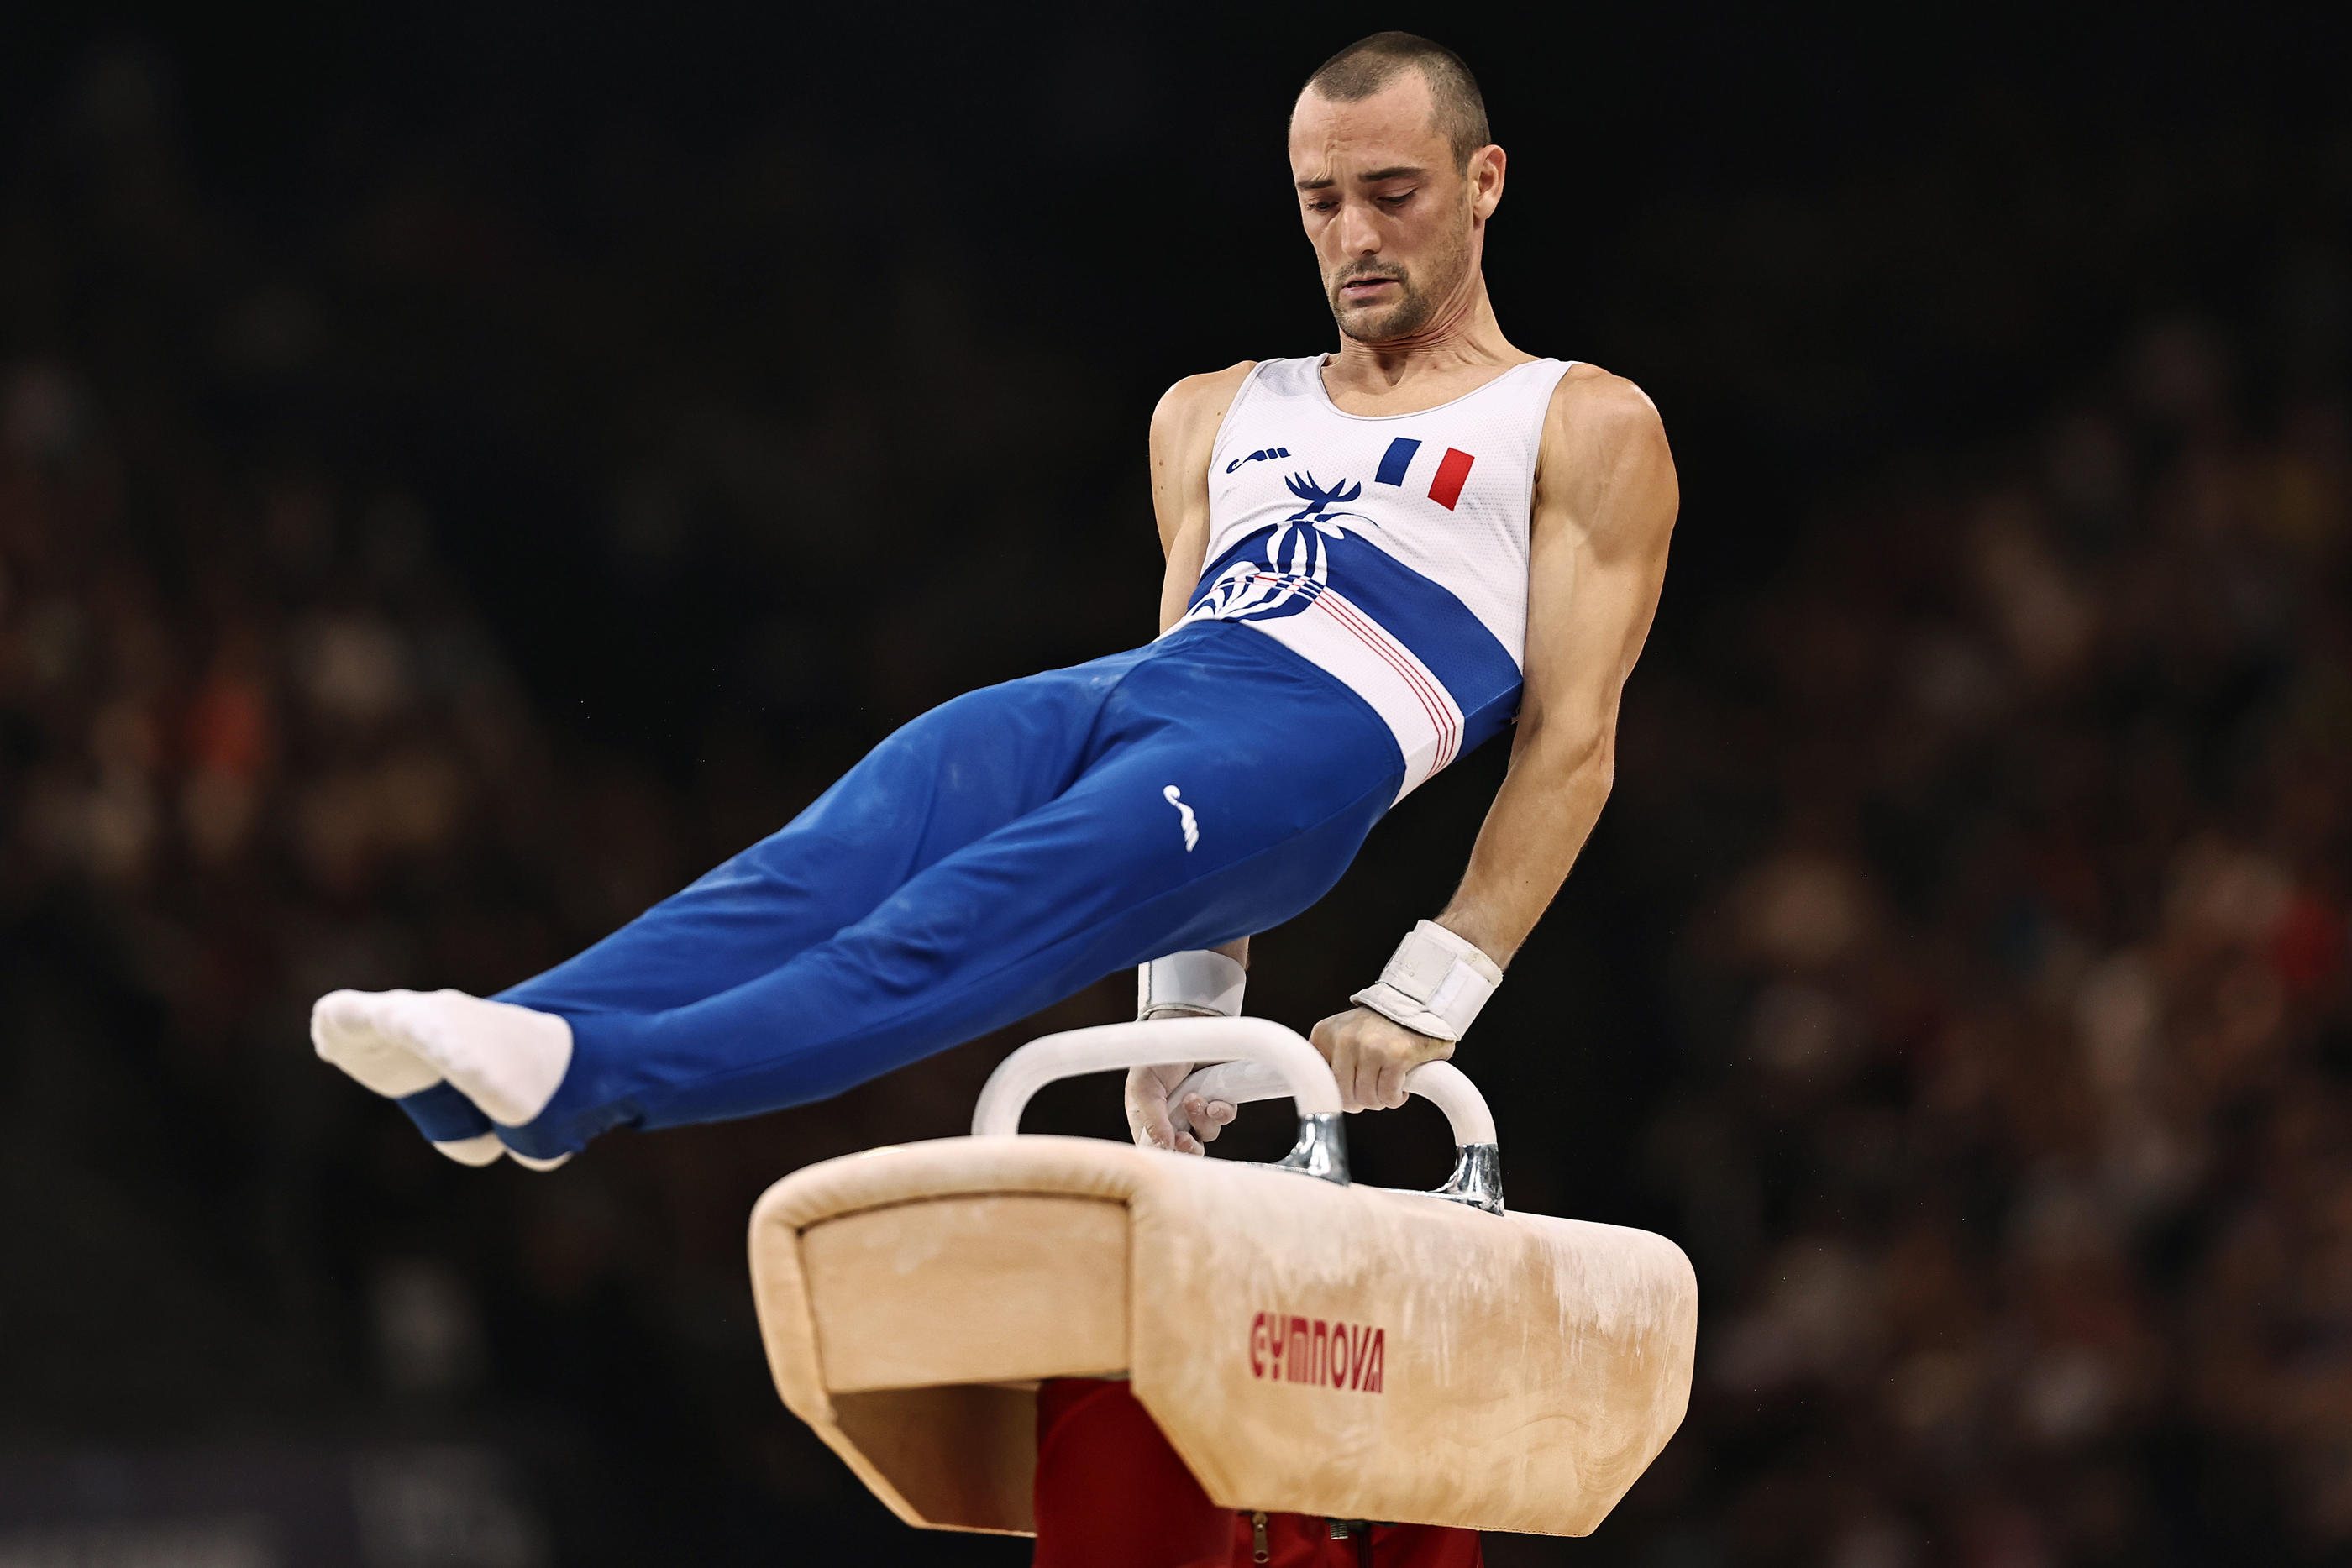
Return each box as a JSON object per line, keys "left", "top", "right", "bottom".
{"left": 1434, "top": 725, "right": 1613, "bottom": 967}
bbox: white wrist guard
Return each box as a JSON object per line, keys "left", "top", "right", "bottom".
{"left": 1137, "top": 949, "right": 1247, "bottom": 1020}
{"left": 1350, "top": 920, "right": 1503, "bottom": 1042}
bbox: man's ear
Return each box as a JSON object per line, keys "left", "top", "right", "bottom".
{"left": 1471, "top": 144, "right": 1507, "bottom": 220}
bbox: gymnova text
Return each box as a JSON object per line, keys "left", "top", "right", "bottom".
{"left": 1247, "top": 1311, "right": 1386, "bottom": 1392}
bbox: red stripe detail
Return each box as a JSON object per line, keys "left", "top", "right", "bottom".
{"left": 1315, "top": 595, "right": 1461, "bottom": 771}
{"left": 1427, "top": 448, "right": 1475, "bottom": 511}
{"left": 1213, "top": 579, "right": 1464, "bottom": 775}
{"left": 1331, "top": 607, "right": 1441, "bottom": 732}
{"left": 1320, "top": 595, "right": 1448, "bottom": 729}
{"left": 1331, "top": 614, "right": 1449, "bottom": 763}
{"left": 1346, "top": 606, "right": 1460, "bottom": 771}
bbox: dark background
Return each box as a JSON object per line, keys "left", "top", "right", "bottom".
{"left": 3, "top": 3, "right": 2349, "bottom": 1564}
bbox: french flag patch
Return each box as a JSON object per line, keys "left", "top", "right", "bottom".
{"left": 1375, "top": 436, "right": 1477, "bottom": 511}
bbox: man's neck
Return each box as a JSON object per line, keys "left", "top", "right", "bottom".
{"left": 1320, "top": 274, "right": 1531, "bottom": 415}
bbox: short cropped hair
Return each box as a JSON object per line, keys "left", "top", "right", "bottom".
{"left": 1299, "top": 33, "right": 1491, "bottom": 169}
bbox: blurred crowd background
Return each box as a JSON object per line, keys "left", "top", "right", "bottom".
{"left": 3, "top": 4, "right": 2349, "bottom": 1565}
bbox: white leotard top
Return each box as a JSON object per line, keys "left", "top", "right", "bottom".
{"left": 1173, "top": 354, "right": 1573, "bottom": 798}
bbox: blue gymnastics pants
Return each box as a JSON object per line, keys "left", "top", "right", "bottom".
{"left": 395, "top": 621, "right": 1405, "bottom": 1162}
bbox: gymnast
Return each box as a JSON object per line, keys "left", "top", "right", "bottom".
{"left": 311, "top": 31, "right": 1679, "bottom": 1184}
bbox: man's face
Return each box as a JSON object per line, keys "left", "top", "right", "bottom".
{"left": 1289, "top": 72, "right": 1500, "bottom": 343}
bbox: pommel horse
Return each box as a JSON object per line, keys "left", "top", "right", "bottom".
{"left": 747, "top": 1017, "right": 1697, "bottom": 1541}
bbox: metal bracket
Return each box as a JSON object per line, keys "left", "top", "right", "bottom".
{"left": 1272, "top": 1112, "right": 1350, "bottom": 1186}
{"left": 1426, "top": 1141, "right": 1504, "bottom": 1215}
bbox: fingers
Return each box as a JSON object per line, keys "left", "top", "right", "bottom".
{"left": 1321, "top": 1010, "right": 1435, "bottom": 1112}
{"left": 1124, "top": 1065, "right": 1182, "bottom": 1152}
{"left": 1126, "top": 1065, "right": 1220, "bottom": 1156}
{"left": 1310, "top": 1015, "right": 1354, "bottom": 1109}
{"left": 1336, "top": 1035, "right": 1371, "bottom": 1113}
{"left": 1316, "top": 1009, "right": 1390, "bottom": 1112}
{"left": 1341, "top": 1044, "right": 1373, "bottom": 1114}
{"left": 1179, "top": 1093, "right": 1236, "bottom": 1146}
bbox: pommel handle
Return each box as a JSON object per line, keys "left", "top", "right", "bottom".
{"left": 1169, "top": 1058, "right": 1496, "bottom": 1146}
{"left": 970, "top": 1017, "right": 1350, "bottom": 1186}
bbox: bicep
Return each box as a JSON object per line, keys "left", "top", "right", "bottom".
{"left": 1517, "top": 396, "right": 1678, "bottom": 743}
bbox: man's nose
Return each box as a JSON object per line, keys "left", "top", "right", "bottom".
{"left": 1335, "top": 197, "right": 1383, "bottom": 256}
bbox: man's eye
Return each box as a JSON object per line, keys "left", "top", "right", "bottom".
{"left": 1305, "top": 199, "right": 1337, "bottom": 212}
{"left": 1378, "top": 191, "right": 1414, "bottom": 207}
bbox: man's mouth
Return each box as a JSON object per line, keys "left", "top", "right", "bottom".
{"left": 1339, "top": 275, "right": 1399, "bottom": 301}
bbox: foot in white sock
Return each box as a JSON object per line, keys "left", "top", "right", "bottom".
{"left": 311, "top": 988, "right": 573, "bottom": 1128}
{"left": 433, "top": 1132, "right": 510, "bottom": 1167}
{"left": 312, "top": 989, "right": 444, "bottom": 1099}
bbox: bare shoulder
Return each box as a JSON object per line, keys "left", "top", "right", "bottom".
{"left": 1148, "top": 363, "right": 1256, "bottom": 538}
{"left": 1152, "top": 361, "right": 1256, "bottom": 446}
{"left": 1536, "top": 361, "right": 1678, "bottom": 548}
{"left": 1544, "top": 361, "right": 1669, "bottom": 455}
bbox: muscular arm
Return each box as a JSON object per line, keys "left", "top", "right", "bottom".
{"left": 1436, "top": 370, "right": 1678, "bottom": 959}
{"left": 1312, "top": 368, "right": 1680, "bottom": 1109}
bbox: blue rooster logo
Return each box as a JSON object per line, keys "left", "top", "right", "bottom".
{"left": 1268, "top": 472, "right": 1370, "bottom": 579}
{"left": 1284, "top": 471, "right": 1365, "bottom": 523}
{"left": 1184, "top": 470, "right": 1380, "bottom": 627}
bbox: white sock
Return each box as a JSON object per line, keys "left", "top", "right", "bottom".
{"left": 311, "top": 988, "right": 573, "bottom": 1128}
{"left": 312, "top": 989, "right": 444, "bottom": 1099}
{"left": 433, "top": 1133, "right": 508, "bottom": 1167}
